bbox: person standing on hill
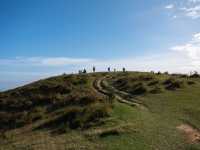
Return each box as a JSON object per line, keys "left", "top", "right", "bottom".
{"left": 108, "top": 67, "right": 111, "bottom": 72}
{"left": 123, "top": 67, "right": 126, "bottom": 72}
{"left": 83, "top": 69, "right": 87, "bottom": 74}
{"left": 93, "top": 66, "right": 96, "bottom": 73}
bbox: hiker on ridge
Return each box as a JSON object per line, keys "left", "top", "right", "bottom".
{"left": 93, "top": 66, "right": 96, "bottom": 73}
{"left": 123, "top": 67, "right": 126, "bottom": 72}
{"left": 108, "top": 67, "right": 111, "bottom": 72}
{"left": 83, "top": 69, "right": 87, "bottom": 74}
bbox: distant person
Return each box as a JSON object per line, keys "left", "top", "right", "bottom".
{"left": 93, "top": 66, "right": 96, "bottom": 73}
{"left": 114, "top": 68, "right": 116, "bottom": 72}
{"left": 78, "top": 70, "right": 82, "bottom": 74}
{"left": 108, "top": 67, "right": 111, "bottom": 72}
{"left": 83, "top": 69, "right": 87, "bottom": 74}
{"left": 123, "top": 67, "right": 126, "bottom": 72}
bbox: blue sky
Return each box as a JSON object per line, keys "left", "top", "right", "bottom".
{"left": 1, "top": 0, "right": 200, "bottom": 90}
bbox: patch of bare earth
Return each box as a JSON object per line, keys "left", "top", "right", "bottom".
{"left": 177, "top": 124, "right": 200, "bottom": 143}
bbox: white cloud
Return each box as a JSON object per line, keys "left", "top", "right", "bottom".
{"left": 171, "top": 32, "right": 200, "bottom": 67}
{"left": 181, "top": 5, "right": 200, "bottom": 19}
{"left": 165, "top": 1, "right": 200, "bottom": 19}
{"left": 165, "top": 4, "right": 174, "bottom": 9}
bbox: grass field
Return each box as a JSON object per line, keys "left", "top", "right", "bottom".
{"left": 0, "top": 72, "right": 200, "bottom": 150}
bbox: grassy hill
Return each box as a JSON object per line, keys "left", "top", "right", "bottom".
{"left": 0, "top": 72, "right": 200, "bottom": 150}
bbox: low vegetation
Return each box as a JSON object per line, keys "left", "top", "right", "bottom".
{"left": 0, "top": 74, "right": 112, "bottom": 132}
{"left": 109, "top": 72, "right": 195, "bottom": 96}
{"left": 1, "top": 71, "right": 200, "bottom": 150}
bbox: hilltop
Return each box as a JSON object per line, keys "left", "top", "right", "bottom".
{"left": 0, "top": 71, "right": 200, "bottom": 150}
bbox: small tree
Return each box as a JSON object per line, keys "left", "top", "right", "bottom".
{"left": 122, "top": 67, "right": 126, "bottom": 72}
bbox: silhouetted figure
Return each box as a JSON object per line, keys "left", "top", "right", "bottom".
{"left": 93, "top": 66, "right": 96, "bottom": 73}
{"left": 108, "top": 67, "right": 111, "bottom": 72}
{"left": 78, "top": 70, "right": 82, "bottom": 74}
{"left": 123, "top": 67, "right": 126, "bottom": 72}
{"left": 157, "top": 71, "right": 161, "bottom": 75}
{"left": 114, "top": 68, "right": 116, "bottom": 72}
{"left": 83, "top": 68, "right": 87, "bottom": 74}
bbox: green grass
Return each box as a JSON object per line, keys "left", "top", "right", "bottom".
{"left": 1, "top": 72, "right": 200, "bottom": 150}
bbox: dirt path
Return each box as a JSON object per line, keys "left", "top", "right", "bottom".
{"left": 93, "top": 76, "right": 110, "bottom": 96}
{"left": 177, "top": 124, "right": 200, "bottom": 143}
{"left": 93, "top": 76, "right": 148, "bottom": 110}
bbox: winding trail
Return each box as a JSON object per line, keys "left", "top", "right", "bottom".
{"left": 93, "top": 75, "right": 148, "bottom": 111}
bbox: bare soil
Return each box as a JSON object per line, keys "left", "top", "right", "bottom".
{"left": 177, "top": 124, "right": 200, "bottom": 143}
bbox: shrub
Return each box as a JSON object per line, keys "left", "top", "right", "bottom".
{"left": 165, "top": 80, "right": 184, "bottom": 90}
{"left": 157, "top": 71, "right": 162, "bottom": 75}
{"left": 163, "top": 78, "right": 175, "bottom": 85}
{"left": 138, "top": 75, "right": 154, "bottom": 81}
{"left": 180, "top": 74, "right": 188, "bottom": 78}
{"left": 130, "top": 83, "right": 147, "bottom": 95}
{"left": 148, "top": 80, "right": 159, "bottom": 86}
{"left": 37, "top": 102, "right": 111, "bottom": 131}
{"left": 163, "top": 78, "right": 184, "bottom": 90}
{"left": 164, "top": 71, "right": 169, "bottom": 75}
{"left": 114, "top": 78, "right": 128, "bottom": 87}
{"left": 190, "top": 73, "right": 200, "bottom": 78}
{"left": 150, "top": 86, "right": 162, "bottom": 94}
{"left": 187, "top": 81, "right": 195, "bottom": 85}
{"left": 27, "top": 107, "right": 45, "bottom": 123}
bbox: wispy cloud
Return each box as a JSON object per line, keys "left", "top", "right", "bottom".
{"left": 0, "top": 57, "right": 93, "bottom": 67}
{"left": 165, "top": 4, "right": 174, "bottom": 9}
{"left": 165, "top": 0, "right": 200, "bottom": 19}
{"left": 172, "top": 32, "right": 200, "bottom": 68}
{"left": 181, "top": 5, "right": 200, "bottom": 19}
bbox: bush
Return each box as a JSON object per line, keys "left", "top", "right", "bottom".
{"left": 27, "top": 107, "right": 45, "bottom": 123}
{"left": 165, "top": 81, "right": 184, "bottom": 90}
{"left": 37, "top": 102, "right": 111, "bottom": 132}
{"left": 148, "top": 80, "right": 159, "bottom": 86}
{"left": 164, "top": 71, "right": 169, "bottom": 75}
{"left": 187, "top": 81, "right": 195, "bottom": 85}
{"left": 163, "top": 78, "right": 175, "bottom": 85}
{"left": 157, "top": 71, "right": 162, "bottom": 75}
{"left": 190, "top": 73, "right": 200, "bottom": 78}
{"left": 114, "top": 78, "right": 128, "bottom": 87}
{"left": 163, "top": 78, "right": 184, "bottom": 90}
{"left": 150, "top": 86, "right": 162, "bottom": 94}
{"left": 138, "top": 75, "right": 154, "bottom": 81}
{"left": 130, "top": 83, "right": 147, "bottom": 95}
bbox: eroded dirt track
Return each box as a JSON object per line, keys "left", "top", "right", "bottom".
{"left": 93, "top": 75, "right": 148, "bottom": 110}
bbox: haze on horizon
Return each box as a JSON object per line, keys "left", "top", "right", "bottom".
{"left": 0, "top": 0, "right": 200, "bottom": 90}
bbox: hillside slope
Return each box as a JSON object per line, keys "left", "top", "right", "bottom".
{"left": 0, "top": 72, "right": 200, "bottom": 150}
